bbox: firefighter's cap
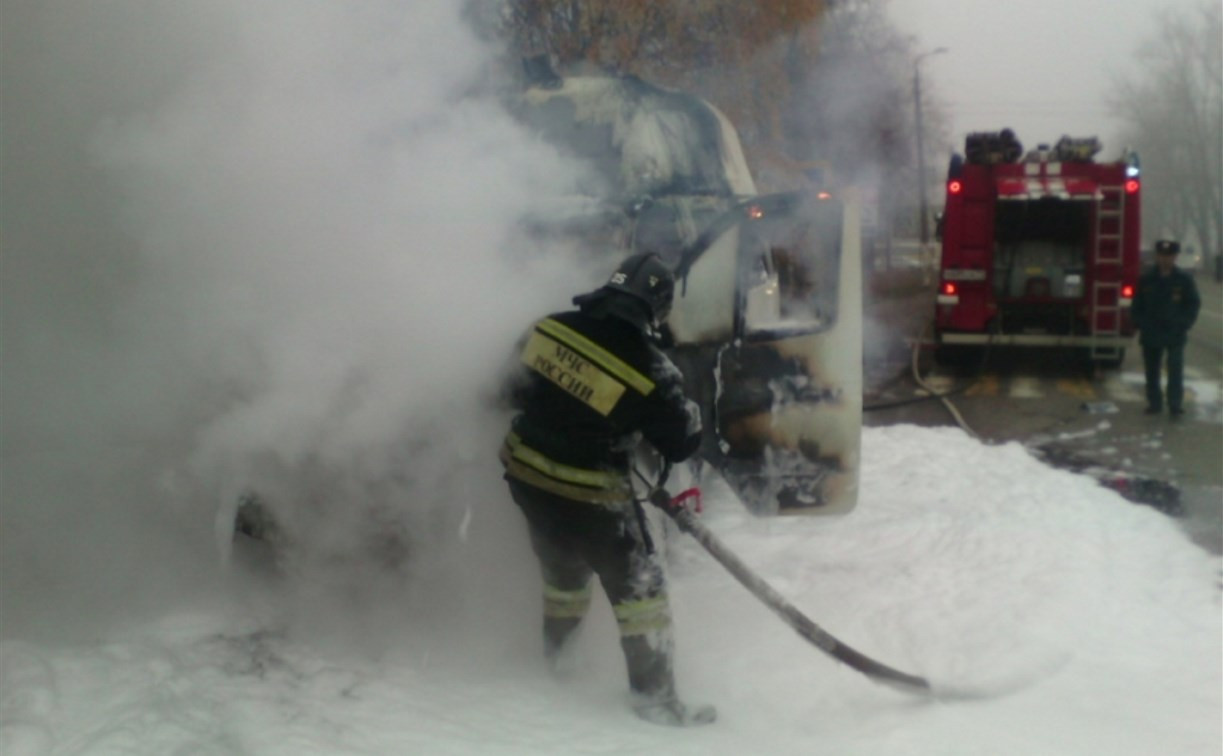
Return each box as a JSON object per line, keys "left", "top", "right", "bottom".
{"left": 1155, "top": 240, "right": 1180, "bottom": 255}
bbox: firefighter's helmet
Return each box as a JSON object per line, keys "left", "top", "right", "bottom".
{"left": 574, "top": 253, "right": 675, "bottom": 329}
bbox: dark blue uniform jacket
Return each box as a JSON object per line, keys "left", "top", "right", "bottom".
{"left": 1132, "top": 267, "right": 1201, "bottom": 348}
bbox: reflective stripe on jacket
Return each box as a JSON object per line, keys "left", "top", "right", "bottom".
{"left": 500, "top": 432, "right": 631, "bottom": 506}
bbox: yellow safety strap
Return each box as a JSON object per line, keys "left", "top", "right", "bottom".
{"left": 535, "top": 319, "right": 655, "bottom": 396}
{"left": 543, "top": 583, "right": 593, "bottom": 620}
{"left": 613, "top": 595, "right": 672, "bottom": 636}
{"left": 500, "top": 436, "right": 631, "bottom": 506}
{"left": 503, "top": 433, "right": 621, "bottom": 488}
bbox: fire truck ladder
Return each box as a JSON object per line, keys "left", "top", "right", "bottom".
{"left": 1090, "top": 183, "right": 1124, "bottom": 361}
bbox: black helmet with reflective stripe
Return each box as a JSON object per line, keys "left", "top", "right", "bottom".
{"left": 573, "top": 253, "right": 676, "bottom": 329}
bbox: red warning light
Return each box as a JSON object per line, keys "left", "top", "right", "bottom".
{"left": 1121, "top": 284, "right": 1134, "bottom": 298}
{"left": 948, "top": 180, "right": 963, "bottom": 195}
{"left": 1125, "top": 179, "right": 1140, "bottom": 194}
{"left": 941, "top": 282, "right": 958, "bottom": 296}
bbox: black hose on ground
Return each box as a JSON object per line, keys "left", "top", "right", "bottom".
{"left": 863, "top": 319, "right": 993, "bottom": 441}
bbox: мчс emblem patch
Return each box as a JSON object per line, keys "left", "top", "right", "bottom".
{"left": 521, "top": 330, "right": 626, "bottom": 415}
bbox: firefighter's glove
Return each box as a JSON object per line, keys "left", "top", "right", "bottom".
{"left": 649, "top": 487, "right": 702, "bottom": 517}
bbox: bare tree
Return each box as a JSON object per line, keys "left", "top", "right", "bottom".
{"left": 481, "top": 0, "right": 936, "bottom": 199}
{"left": 1111, "top": 2, "right": 1222, "bottom": 271}
{"left": 487, "top": 1, "right": 826, "bottom": 159}
{"left": 788, "top": 0, "right": 917, "bottom": 176}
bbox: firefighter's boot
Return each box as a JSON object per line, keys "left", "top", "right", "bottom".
{"left": 617, "top": 597, "right": 716, "bottom": 727}
{"left": 633, "top": 697, "right": 718, "bottom": 727}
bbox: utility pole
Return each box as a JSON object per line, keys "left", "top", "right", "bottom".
{"left": 913, "top": 47, "right": 947, "bottom": 248}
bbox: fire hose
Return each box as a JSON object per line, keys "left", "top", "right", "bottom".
{"left": 639, "top": 464, "right": 932, "bottom": 696}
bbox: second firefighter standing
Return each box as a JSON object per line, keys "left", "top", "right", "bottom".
{"left": 500, "top": 253, "right": 714, "bottom": 727}
{"left": 1132, "top": 240, "right": 1201, "bottom": 417}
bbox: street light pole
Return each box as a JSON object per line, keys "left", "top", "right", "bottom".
{"left": 913, "top": 47, "right": 947, "bottom": 248}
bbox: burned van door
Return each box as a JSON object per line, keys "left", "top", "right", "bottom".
{"left": 675, "top": 192, "right": 862, "bottom": 515}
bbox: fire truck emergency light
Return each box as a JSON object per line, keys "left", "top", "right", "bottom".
{"left": 1125, "top": 180, "right": 1140, "bottom": 194}
{"left": 941, "top": 282, "right": 957, "bottom": 296}
{"left": 1125, "top": 150, "right": 1141, "bottom": 178}
{"left": 948, "top": 180, "right": 963, "bottom": 194}
{"left": 1122, "top": 285, "right": 1134, "bottom": 298}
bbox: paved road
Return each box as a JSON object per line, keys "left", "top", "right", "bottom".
{"left": 865, "top": 272, "right": 1222, "bottom": 555}
{"left": 1188, "top": 271, "right": 1223, "bottom": 376}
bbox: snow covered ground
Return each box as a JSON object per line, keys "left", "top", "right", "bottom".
{"left": 3, "top": 425, "right": 1218, "bottom": 755}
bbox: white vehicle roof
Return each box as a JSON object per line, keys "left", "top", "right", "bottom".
{"left": 522, "top": 75, "right": 757, "bottom": 198}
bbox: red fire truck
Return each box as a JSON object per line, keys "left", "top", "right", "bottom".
{"left": 934, "top": 131, "right": 1141, "bottom": 366}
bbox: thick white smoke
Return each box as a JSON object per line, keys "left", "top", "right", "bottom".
{"left": 1, "top": 1, "right": 595, "bottom": 643}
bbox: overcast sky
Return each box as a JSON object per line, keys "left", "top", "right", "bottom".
{"left": 887, "top": 0, "right": 1207, "bottom": 158}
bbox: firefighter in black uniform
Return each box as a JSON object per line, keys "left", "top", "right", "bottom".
{"left": 500, "top": 253, "right": 714, "bottom": 727}
{"left": 1132, "top": 239, "right": 1201, "bottom": 417}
